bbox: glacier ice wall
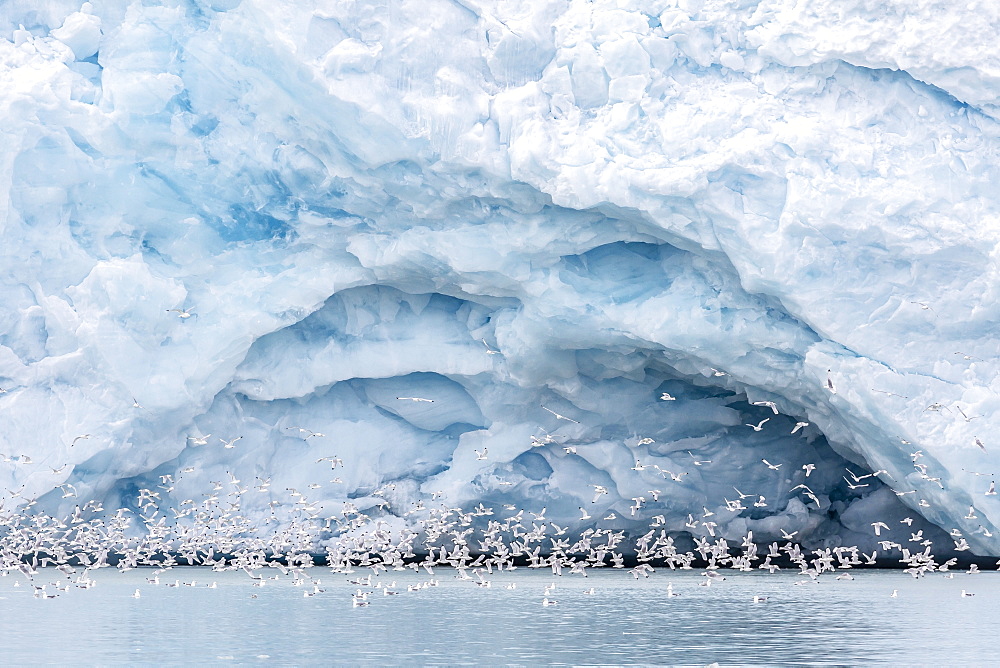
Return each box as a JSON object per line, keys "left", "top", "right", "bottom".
{"left": 2, "top": 0, "right": 1000, "bottom": 553}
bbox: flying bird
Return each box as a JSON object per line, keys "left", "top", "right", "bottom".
{"left": 542, "top": 406, "right": 579, "bottom": 423}
{"left": 751, "top": 400, "right": 779, "bottom": 414}
{"left": 286, "top": 427, "right": 325, "bottom": 438}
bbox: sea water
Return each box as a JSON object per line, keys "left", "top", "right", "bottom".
{"left": 0, "top": 567, "right": 994, "bottom": 666}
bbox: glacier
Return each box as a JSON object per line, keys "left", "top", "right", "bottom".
{"left": 1, "top": 0, "right": 999, "bottom": 556}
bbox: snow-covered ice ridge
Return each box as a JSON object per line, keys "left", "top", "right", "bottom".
{"left": 2, "top": 0, "right": 999, "bottom": 554}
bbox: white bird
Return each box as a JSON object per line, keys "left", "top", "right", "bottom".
{"left": 802, "top": 463, "right": 816, "bottom": 477}
{"left": 187, "top": 434, "right": 211, "bottom": 446}
{"left": 791, "top": 422, "right": 809, "bottom": 434}
{"left": 482, "top": 339, "right": 500, "bottom": 355}
{"left": 843, "top": 476, "right": 869, "bottom": 490}
{"left": 70, "top": 434, "right": 91, "bottom": 447}
{"left": 747, "top": 418, "right": 770, "bottom": 431}
{"left": 956, "top": 406, "right": 981, "bottom": 422}
{"left": 220, "top": 436, "right": 242, "bottom": 449}
{"left": 826, "top": 370, "right": 836, "bottom": 394}
{"left": 475, "top": 448, "right": 488, "bottom": 460}
{"left": 871, "top": 387, "right": 907, "bottom": 398}
{"left": 975, "top": 437, "right": 987, "bottom": 453}
{"left": 166, "top": 307, "right": 194, "bottom": 319}
{"left": 286, "top": 427, "right": 325, "bottom": 438}
{"left": 987, "top": 481, "right": 996, "bottom": 496}
{"left": 890, "top": 590, "right": 898, "bottom": 598}
{"left": 687, "top": 451, "right": 710, "bottom": 466}
{"left": 961, "top": 590, "right": 975, "bottom": 597}
{"left": 659, "top": 392, "right": 676, "bottom": 401}
{"left": 132, "top": 589, "right": 141, "bottom": 598}
{"left": 752, "top": 400, "right": 779, "bottom": 414}
{"left": 579, "top": 507, "right": 592, "bottom": 521}
{"left": 541, "top": 406, "right": 579, "bottom": 423}
{"left": 762, "top": 459, "right": 781, "bottom": 470}
{"left": 396, "top": 396, "right": 434, "bottom": 402}
{"left": 871, "top": 522, "right": 889, "bottom": 536}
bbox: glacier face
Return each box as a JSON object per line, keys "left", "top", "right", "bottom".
{"left": 1, "top": 0, "right": 999, "bottom": 554}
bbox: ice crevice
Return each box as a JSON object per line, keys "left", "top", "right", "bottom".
{"left": 1, "top": 0, "right": 999, "bottom": 556}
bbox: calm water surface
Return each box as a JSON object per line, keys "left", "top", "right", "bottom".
{"left": 0, "top": 567, "right": 995, "bottom": 665}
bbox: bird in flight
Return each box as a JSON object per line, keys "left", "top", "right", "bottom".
{"left": 286, "top": 427, "right": 325, "bottom": 438}
{"left": 751, "top": 400, "right": 779, "bottom": 414}
{"left": 166, "top": 307, "right": 195, "bottom": 319}
{"left": 747, "top": 418, "right": 770, "bottom": 431}
{"left": 590, "top": 485, "right": 609, "bottom": 503}
{"left": 396, "top": 397, "right": 434, "bottom": 403}
{"left": 956, "top": 406, "right": 981, "bottom": 422}
{"left": 791, "top": 422, "right": 809, "bottom": 434}
{"left": 542, "top": 406, "right": 579, "bottom": 423}
{"left": 843, "top": 476, "right": 869, "bottom": 490}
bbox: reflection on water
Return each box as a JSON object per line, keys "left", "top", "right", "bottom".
{"left": 0, "top": 567, "right": 994, "bottom": 665}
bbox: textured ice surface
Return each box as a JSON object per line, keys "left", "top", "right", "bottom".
{"left": 2, "top": 0, "right": 999, "bottom": 553}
